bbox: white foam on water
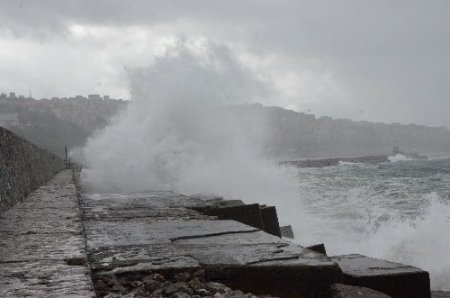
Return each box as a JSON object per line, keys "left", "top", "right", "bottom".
{"left": 292, "top": 189, "right": 450, "bottom": 290}
{"left": 357, "top": 194, "right": 450, "bottom": 290}
{"left": 388, "top": 153, "right": 414, "bottom": 162}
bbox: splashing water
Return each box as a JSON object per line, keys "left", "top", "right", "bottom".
{"left": 388, "top": 153, "right": 414, "bottom": 162}
{"left": 79, "top": 42, "right": 303, "bottom": 225}
{"left": 293, "top": 159, "right": 450, "bottom": 290}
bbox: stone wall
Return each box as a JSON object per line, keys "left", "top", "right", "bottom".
{"left": 0, "top": 126, "right": 66, "bottom": 213}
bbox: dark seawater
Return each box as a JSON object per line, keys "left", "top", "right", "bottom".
{"left": 293, "top": 156, "right": 450, "bottom": 290}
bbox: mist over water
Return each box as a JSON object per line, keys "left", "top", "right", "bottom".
{"left": 80, "top": 43, "right": 303, "bottom": 224}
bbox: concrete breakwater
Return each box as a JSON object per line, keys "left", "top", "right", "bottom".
{"left": 0, "top": 127, "right": 66, "bottom": 213}
{"left": 282, "top": 155, "right": 389, "bottom": 168}
{"left": 0, "top": 166, "right": 434, "bottom": 297}
{"left": 74, "top": 169, "right": 432, "bottom": 298}
{"left": 0, "top": 129, "right": 435, "bottom": 297}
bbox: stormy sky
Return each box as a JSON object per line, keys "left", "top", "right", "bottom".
{"left": 1, "top": 1, "right": 450, "bottom": 127}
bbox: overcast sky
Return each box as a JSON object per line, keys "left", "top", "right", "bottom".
{"left": 1, "top": 1, "right": 450, "bottom": 127}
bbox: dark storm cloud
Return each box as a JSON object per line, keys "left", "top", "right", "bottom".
{"left": 1, "top": 0, "right": 450, "bottom": 127}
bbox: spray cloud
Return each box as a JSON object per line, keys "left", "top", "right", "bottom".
{"left": 80, "top": 41, "right": 303, "bottom": 225}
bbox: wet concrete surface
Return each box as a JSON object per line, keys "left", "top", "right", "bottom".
{"left": 80, "top": 190, "right": 343, "bottom": 297}
{"left": 0, "top": 170, "right": 95, "bottom": 297}
{"left": 332, "top": 254, "right": 430, "bottom": 298}
{"left": 1, "top": 169, "right": 433, "bottom": 297}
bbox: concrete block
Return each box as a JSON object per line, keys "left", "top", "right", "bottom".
{"left": 203, "top": 203, "right": 265, "bottom": 230}
{"left": 260, "top": 206, "right": 282, "bottom": 237}
{"left": 209, "top": 199, "right": 245, "bottom": 208}
{"left": 173, "top": 230, "right": 286, "bottom": 245}
{"left": 280, "top": 225, "right": 295, "bottom": 239}
{"left": 84, "top": 218, "right": 258, "bottom": 249}
{"left": 331, "top": 254, "right": 430, "bottom": 298}
{"left": 207, "top": 264, "right": 341, "bottom": 298}
{"left": 88, "top": 244, "right": 200, "bottom": 273}
{"left": 81, "top": 205, "right": 209, "bottom": 220}
{"left": 82, "top": 191, "right": 344, "bottom": 298}
{"left": 307, "top": 243, "right": 327, "bottom": 255}
{"left": 179, "top": 243, "right": 342, "bottom": 297}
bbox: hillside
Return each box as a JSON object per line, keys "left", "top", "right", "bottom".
{"left": 1, "top": 93, "right": 449, "bottom": 159}
{"left": 0, "top": 93, "right": 126, "bottom": 156}
{"left": 236, "top": 104, "right": 450, "bottom": 159}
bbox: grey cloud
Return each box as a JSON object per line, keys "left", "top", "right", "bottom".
{"left": 1, "top": 0, "right": 450, "bottom": 127}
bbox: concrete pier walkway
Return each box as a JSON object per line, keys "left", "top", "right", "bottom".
{"left": 0, "top": 169, "right": 438, "bottom": 297}
{"left": 80, "top": 191, "right": 342, "bottom": 297}
{"left": 0, "top": 169, "right": 342, "bottom": 297}
{"left": 0, "top": 170, "right": 95, "bottom": 297}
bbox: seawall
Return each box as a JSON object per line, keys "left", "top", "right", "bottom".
{"left": 282, "top": 155, "right": 389, "bottom": 168}
{"left": 0, "top": 138, "right": 434, "bottom": 297}
{"left": 0, "top": 126, "right": 66, "bottom": 213}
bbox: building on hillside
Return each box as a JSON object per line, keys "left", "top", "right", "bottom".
{"left": 88, "top": 94, "right": 102, "bottom": 101}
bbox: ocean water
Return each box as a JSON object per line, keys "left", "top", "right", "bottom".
{"left": 290, "top": 156, "right": 450, "bottom": 290}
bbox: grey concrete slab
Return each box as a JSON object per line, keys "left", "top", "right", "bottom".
{"left": 89, "top": 244, "right": 200, "bottom": 273}
{"left": 0, "top": 260, "right": 94, "bottom": 298}
{"left": 82, "top": 192, "right": 205, "bottom": 208}
{"left": 85, "top": 218, "right": 259, "bottom": 249}
{"left": 1, "top": 206, "right": 80, "bottom": 220}
{"left": 200, "top": 248, "right": 342, "bottom": 298}
{"left": 0, "top": 216, "right": 83, "bottom": 235}
{"left": 332, "top": 254, "right": 430, "bottom": 298}
{"left": 280, "top": 225, "right": 295, "bottom": 239}
{"left": 14, "top": 199, "right": 79, "bottom": 210}
{"left": 82, "top": 205, "right": 209, "bottom": 220}
{"left": 80, "top": 188, "right": 344, "bottom": 297}
{"left": 0, "top": 170, "right": 95, "bottom": 297}
{"left": 204, "top": 203, "right": 265, "bottom": 230}
{"left": 0, "top": 233, "right": 86, "bottom": 262}
{"left": 177, "top": 243, "right": 336, "bottom": 267}
{"left": 332, "top": 254, "right": 429, "bottom": 277}
{"left": 306, "top": 243, "right": 327, "bottom": 255}
{"left": 260, "top": 205, "right": 282, "bottom": 237}
{"left": 172, "top": 230, "right": 285, "bottom": 245}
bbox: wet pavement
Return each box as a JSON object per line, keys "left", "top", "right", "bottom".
{"left": 0, "top": 170, "right": 95, "bottom": 297}
{"left": 80, "top": 191, "right": 342, "bottom": 297}
{"left": 4, "top": 169, "right": 433, "bottom": 297}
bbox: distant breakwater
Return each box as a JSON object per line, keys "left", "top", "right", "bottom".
{"left": 281, "top": 155, "right": 389, "bottom": 168}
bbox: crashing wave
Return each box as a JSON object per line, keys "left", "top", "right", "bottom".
{"left": 388, "top": 154, "right": 414, "bottom": 162}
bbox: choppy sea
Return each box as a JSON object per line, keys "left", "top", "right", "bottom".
{"left": 291, "top": 154, "right": 450, "bottom": 290}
